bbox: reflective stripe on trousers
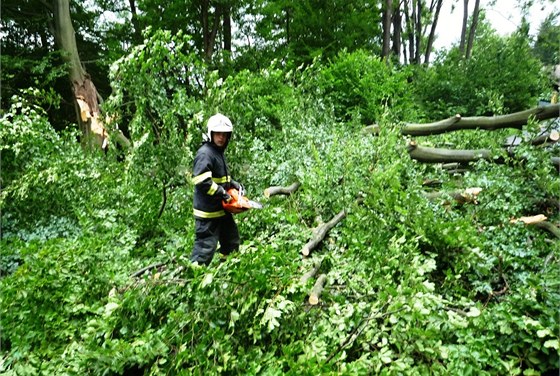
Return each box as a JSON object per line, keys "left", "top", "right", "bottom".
{"left": 190, "top": 214, "right": 240, "bottom": 265}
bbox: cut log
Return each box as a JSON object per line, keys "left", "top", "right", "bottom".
{"left": 264, "top": 182, "right": 301, "bottom": 198}
{"left": 407, "top": 141, "right": 492, "bottom": 163}
{"left": 402, "top": 103, "right": 560, "bottom": 136}
{"left": 300, "top": 258, "right": 322, "bottom": 285}
{"left": 409, "top": 141, "right": 559, "bottom": 169}
{"left": 308, "top": 273, "right": 328, "bottom": 305}
{"left": 302, "top": 209, "right": 346, "bottom": 256}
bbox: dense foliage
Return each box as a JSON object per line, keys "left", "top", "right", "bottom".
{"left": 2, "top": 22, "right": 559, "bottom": 374}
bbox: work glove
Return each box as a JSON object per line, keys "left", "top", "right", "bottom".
{"left": 218, "top": 186, "right": 232, "bottom": 203}
{"left": 231, "top": 180, "right": 244, "bottom": 194}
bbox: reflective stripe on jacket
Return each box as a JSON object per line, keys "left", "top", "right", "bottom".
{"left": 192, "top": 142, "right": 232, "bottom": 219}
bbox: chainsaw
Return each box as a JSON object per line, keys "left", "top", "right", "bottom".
{"left": 222, "top": 187, "right": 263, "bottom": 214}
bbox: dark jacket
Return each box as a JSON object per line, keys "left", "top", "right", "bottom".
{"left": 192, "top": 142, "right": 233, "bottom": 219}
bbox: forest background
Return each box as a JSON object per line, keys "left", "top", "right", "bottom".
{"left": 1, "top": 0, "right": 559, "bottom": 374}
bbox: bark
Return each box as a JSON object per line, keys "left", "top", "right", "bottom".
{"left": 391, "top": 2, "right": 402, "bottom": 57}
{"left": 302, "top": 209, "right": 346, "bottom": 256}
{"left": 423, "top": 0, "right": 443, "bottom": 64}
{"left": 401, "top": 104, "right": 560, "bottom": 136}
{"left": 408, "top": 141, "right": 559, "bottom": 169}
{"left": 264, "top": 182, "right": 301, "bottom": 198}
{"left": 459, "top": 0, "right": 469, "bottom": 54}
{"left": 201, "top": 1, "right": 223, "bottom": 61}
{"left": 382, "top": 0, "right": 393, "bottom": 59}
{"left": 308, "top": 274, "right": 327, "bottom": 305}
{"left": 53, "top": 0, "right": 130, "bottom": 151}
{"left": 128, "top": 0, "right": 141, "bottom": 43}
{"left": 223, "top": 5, "right": 232, "bottom": 52}
{"left": 54, "top": 0, "right": 106, "bottom": 149}
{"left": 414, "top": 0, "right": 421, "bottom": 64}
{"left": 300, "top": 258, "right": 322, "bottom": 285}
{"left": 465, "top": 0, "right": 480, "bottom": 59}
{"left": 407, "top": 141, "right": 492, "bottom": 163}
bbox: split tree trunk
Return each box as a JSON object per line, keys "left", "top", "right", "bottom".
{"left": 54, "top": 0, "right": 106, "bottom": 149}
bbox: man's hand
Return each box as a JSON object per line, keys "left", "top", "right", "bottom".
{"left": 223, "top": 192, "right": 232, "bottom": 203}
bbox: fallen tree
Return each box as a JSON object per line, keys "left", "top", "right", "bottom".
{"left": 401, "top": 104, "right": 560, "bottom": 136}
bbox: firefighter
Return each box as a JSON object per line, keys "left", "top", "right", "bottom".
{"left": 190, "top": 113, "right": 243, "bottom": 265}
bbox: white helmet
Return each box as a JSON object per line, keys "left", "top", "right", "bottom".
{"left": 206, "top": 113, "right": 233, "bottom": 141}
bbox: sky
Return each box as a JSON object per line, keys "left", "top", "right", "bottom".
{"left": 433, "top": 0, "right": 558, "bottom": 49}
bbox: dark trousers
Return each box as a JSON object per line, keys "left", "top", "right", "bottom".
{"left": 190, "top": 214, "right": 240, "bottom": 265}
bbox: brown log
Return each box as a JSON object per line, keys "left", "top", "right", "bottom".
{"left": 302, "top": 209, "right": 346, "bottom": 256}
{"left": 402, "top": 104, "right": 560, "bottom": 136}
{"left": 300, "top": 258, "right": 322, "bottom": 285}
{"left": 264, "top": 182, "right": 301, "bottom": 198}
{"left": 308, "top": 274, "right": 327, "bottom": 305}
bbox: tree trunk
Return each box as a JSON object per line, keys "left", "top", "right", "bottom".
{"left": 53, "top": 0, "right": 107, "bottom": 149}
{"left": 382, "top": 0, "right": 393, "bottom": 59}
{"left": 401, "top": 104, "right": 560, "bottom": 136}
{"left": 302, "top": 209, "right": 346, "bottom": 256}
{"left": 465, "top": 0, "right": 480, "bottom": 59}
{"left": 423, "top": 0, "right": 443, "bottom": 64}
{"left": 414, "top": 0, "right": 422, "bottom": 64}
{"left": 391, "top": 3, "right": 402, "bottom": 57}
{"left": 459, "top": 0, "right": 469, "bottom": 54}
{"left": 223, "top": 5, "right": 232, "bottom": 52}
{"left": 128, "top": 0, "right": 142, "bottom": 43}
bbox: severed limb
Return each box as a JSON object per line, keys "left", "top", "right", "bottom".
{"left": 264, "top": 182, "right": 301, "bottom": 198}
{"left": 308, "top": 274, "right": 328, "bottom": 305}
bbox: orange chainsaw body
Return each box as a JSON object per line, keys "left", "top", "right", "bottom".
{"left": 222, "top": 188, "right": 261, "bottom": 214}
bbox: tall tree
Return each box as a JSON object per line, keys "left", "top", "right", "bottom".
{"left": 382, "top": 0, "right": 393, "bottom": 59}
{"left": 459, "top": 0, "right": 481, "bottom": 59}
